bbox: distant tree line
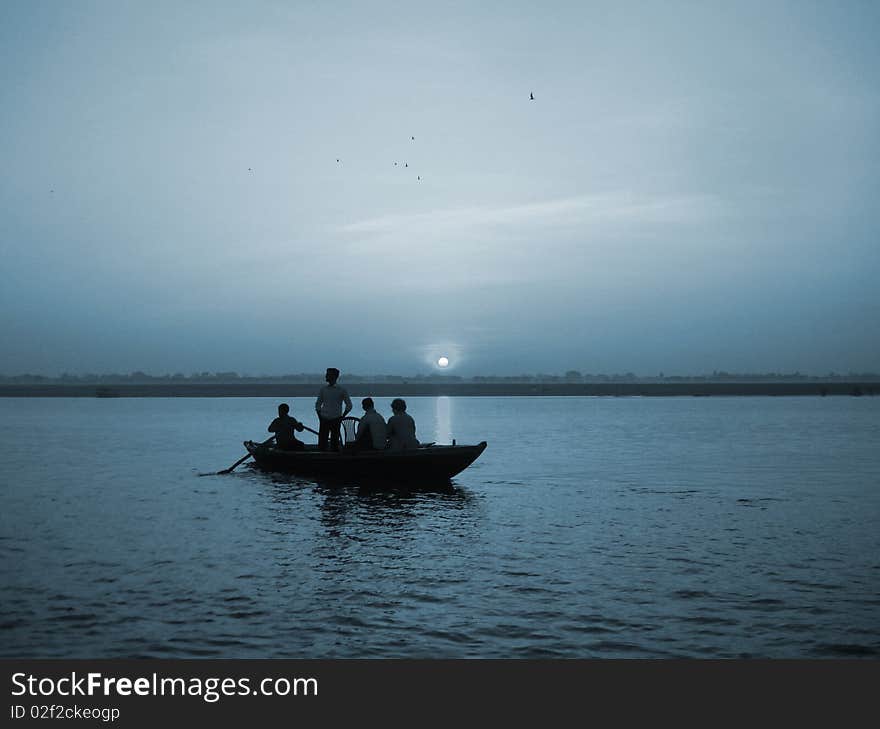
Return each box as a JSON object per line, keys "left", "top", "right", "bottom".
{"left": 1, "top": 370, "right": 878, "bottom": 384}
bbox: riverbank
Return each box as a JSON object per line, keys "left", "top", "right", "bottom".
{"left": 0, "top": 382, "right": 874, "bottom": 397}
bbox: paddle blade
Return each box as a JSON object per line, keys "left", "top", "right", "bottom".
{"left": 212, "top": 436, "right": 270, "bottom": 475}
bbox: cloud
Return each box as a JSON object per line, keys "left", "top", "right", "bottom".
{"left": 335, "top": 192, "right": 725, "bottom": 238}
{"left": 321, "top": 191, "right": 734, "bottom": 294}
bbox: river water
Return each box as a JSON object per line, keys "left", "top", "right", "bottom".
{"left": 1, "top": 396, "right": 878, "bottom": 658}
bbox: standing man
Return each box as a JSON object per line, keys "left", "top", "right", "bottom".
{"left": 315, "top": 367, "right": 352, "bottom": 451}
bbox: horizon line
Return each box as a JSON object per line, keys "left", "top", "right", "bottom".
{"left": 2, "top": 370, "right": 879, "bottom": 382}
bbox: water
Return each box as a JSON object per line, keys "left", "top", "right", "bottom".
{"left": 1, "top": 396, "right": 878, "bottom": 658}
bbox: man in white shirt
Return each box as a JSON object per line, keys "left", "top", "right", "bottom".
{"left": 315, "top": 367, "right": 352, "bottom": 451}
{"left": 355, "top": 397, "right": 387, "bottom": 451}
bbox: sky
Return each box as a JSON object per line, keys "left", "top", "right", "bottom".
{"left": 1, "top": 0, "right": 878, "bottom": 376}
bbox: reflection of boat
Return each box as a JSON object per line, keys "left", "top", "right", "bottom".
{"left": 243, "top": 441, "right": 487, "bottom": 482}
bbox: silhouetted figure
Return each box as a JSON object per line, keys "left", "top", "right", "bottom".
{"left": 387, "top": 398, "right": 419, "bottom": 450}
{"left": 530, "top": 92, "right": 534, "bottom": 100}
{"left": 268, "top": 402, "right": 305, "bottom": 451}
{"left": 355, "top": 397, "right": 387, "bottom": 451}
{"left": 411, "top": 136, "right": 415, "bottom": 140}
{"left": 417, "top": 176, "right": 421, "bottom": 181}
{"left": 405, "top": 163, "right": 408, "bottom": 167}
{"left": 315, "top": 368, "right": 352, "bottom": 451}
{"left": 336, "top": 158, "right": 340, "bottom": 163}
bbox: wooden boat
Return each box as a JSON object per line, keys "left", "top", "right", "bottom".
{"left": 243, "top": 440, "right": 487, "bottom": 482}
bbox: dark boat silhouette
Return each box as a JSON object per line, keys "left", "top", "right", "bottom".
{"left": 244, "top": 440, "right": 487, "bottom": 482}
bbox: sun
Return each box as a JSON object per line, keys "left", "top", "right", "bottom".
{"left": 437, "top": 356, "right": 450, "bottom": 368}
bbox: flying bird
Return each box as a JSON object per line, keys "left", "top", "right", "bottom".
{"left": 411, "top": 136, "right": 415, "bottom": 140}
{"left": 417, "top": 176, "right": 421, "bottom": 181}
{"left": 336, "top": 158, "right": 340, "bottom": 163}
{"left": 405, "top": 163, "right": 408, "bottom": 168}
{"left": 530, "top": 92, "right": 534, "bottom": 100}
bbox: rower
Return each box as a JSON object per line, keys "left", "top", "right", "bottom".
{"left": 268, "top": 403, "right": 306, "bottom": 451}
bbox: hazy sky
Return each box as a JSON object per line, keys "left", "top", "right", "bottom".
{"left": 1, "top": 0, "right": 878, "bottom": 376}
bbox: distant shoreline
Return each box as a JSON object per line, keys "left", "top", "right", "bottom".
{"left": 0, "top": 382, "right": 875, "bottom": 398}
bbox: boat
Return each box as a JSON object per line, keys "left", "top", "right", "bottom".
{"left": 243, "top": 440, "right": 488, "bottom": 482}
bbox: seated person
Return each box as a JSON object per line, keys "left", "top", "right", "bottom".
{"left": 387, "top": 398, "right": 420, "bottom": 450}
{"left": 268, "top": 402, "right": 306, "bottom": 451}
{"left": 355, "top": 397, "right": 387, "bottom": 450}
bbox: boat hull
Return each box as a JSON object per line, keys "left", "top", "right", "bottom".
{"left": 244, "top": 441, "right": 487, "bottom": 482}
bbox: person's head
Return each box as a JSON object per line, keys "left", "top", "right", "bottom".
{"left": 278, "top": 403, "right": 290, "bottom": 416}
{"left": 361, "top": 397, "right": 374, "bottom": 412}
{"left": 325, "top": 367, "right": 340, "bottom": 384}
{"left": 391, "top": 398, "right": 406, "bottom": 413}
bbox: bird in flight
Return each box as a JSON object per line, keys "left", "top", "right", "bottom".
{"left": 530, "top": 92, "right": 534, "bottom": 101}
{"left": 405, "top": 163, "right": 408, "bottom": 168}
{"left": 417, "top": 176, "right": 421, "bottom": 181}
{"left": 248, "top": 167, "right": 253, "bottom": 172}
{"left": 336, "top": 158, "right": 340, "bottom": 163}
{"left": 411, "top": 136, "right": 415, "bottom": 140}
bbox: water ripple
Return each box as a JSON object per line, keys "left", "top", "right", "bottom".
{"left": 1, "top": 395, "right": 879, "bottom": 658}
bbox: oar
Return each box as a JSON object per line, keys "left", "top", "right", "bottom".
{"left": 216, "top": 424, "right": 321, "bottom": 475}
{"left": 217, "top": 436, "right": 275, "bottom": 474}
